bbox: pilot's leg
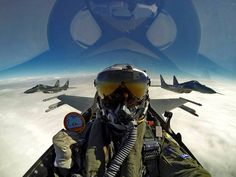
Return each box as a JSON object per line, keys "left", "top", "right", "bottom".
{"left": 86, "top": 118, "right": 108, "bottom": 177}
{"left": 159, "top": 132, "right": 211, "bottom": 177}
{"left": 120, "top": 121, "right": 146, "bottom": 177}
{"left": 53, "top": 129, "right": 81, "bottom": 176}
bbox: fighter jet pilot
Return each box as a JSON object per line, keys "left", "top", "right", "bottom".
{"left": 53, "top": 64, "right": 211, "bottom": 177}
{"left": 86, "top": 64, "right": 148, "bottom": 177}
{"left": 86, "top": 64, "right": 211, "bottom": 177}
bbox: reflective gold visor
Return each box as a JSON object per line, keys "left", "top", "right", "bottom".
{"left": 125, "top": 82, "right": 148, "bottom": 98}
{"left": 95, "top": 70, "right": 150, "bottom": 99}
{"left": 96, "top": 82, "right": 120, "bottom": 97}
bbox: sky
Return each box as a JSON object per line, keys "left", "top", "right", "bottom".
{"left": 0, "top": 0, "right": 235, "bottom": 79}
{"left": 0, "top": 0, "right": 55, "bottom": 71}
{"left": 193, "top": 0, "right": 236, "bottom": 72}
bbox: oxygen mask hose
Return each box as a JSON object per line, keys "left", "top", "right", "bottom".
{"left": 104, "top": 120, "right": 137, "bottom": 177}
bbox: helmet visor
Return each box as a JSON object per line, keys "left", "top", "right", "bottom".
{"left": 95, "top": 70, "right": 149, "bottom": 99}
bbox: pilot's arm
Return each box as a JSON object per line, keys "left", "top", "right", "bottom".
{"left": 159, "top": 132, "right": 211, "bottom": 177}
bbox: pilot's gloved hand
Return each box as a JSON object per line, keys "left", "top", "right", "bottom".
{"left": 53, "top": 130, "right": 80, "bottom": 169}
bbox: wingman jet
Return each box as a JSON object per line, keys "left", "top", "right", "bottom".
{"left": 24, "top": 80, "right": 70, "bottom": 94}
{"left": 159, "top": 75, "right": 218, "bottom": 94}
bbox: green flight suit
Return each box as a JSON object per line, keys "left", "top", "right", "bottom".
{"left": 144, "top": 123, "right": 211, "bottom": 177}
{"left": 86, "top": 118, "right": 146, "bottom": 177}
{"left": 159, "top": 131, "right": 211, "bottom": 177}
{"left": 52, "top": 112, "right": 211, "bottom": 177}
{"left": 85, "top": 119, "right": 211, "bottom": 177}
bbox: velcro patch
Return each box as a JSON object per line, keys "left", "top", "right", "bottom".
{"left": 180, "top": 154, "right": 190, "bottom": 159}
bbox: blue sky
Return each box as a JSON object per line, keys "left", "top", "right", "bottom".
{"left": 0, "top": 0, "right": 55, "bottom": 70}
{"left": 0, "top": 0, "right": 235, "bottom": 79}
{"left": 193, "top": 0, "right": 236, "bottom": 72}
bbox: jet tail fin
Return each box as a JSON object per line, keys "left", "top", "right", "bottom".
{"left": 160, "top": 75, "right": 168, "bottom": 87}
{"left": 55, "top": 80, "right": 60, "bottom": 87}
{"left": 63, "top": 80, "right": 69, "bottom": 90}
{"left": 173, "top": 76, "right": 179, "bottom": 85}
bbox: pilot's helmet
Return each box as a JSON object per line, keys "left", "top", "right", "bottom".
{"left": 94, "top": 64, "right": 150, "bottom": 110}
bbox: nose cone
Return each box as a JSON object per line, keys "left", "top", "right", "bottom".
{"left": 24, "top": 87, "right": 37, "bottom": 93}
{"left": 190, "top": 82, "right": 217, "bottom": 94}
{"left": 196, "top": 84, "right": 217, "bottom": 94}
{"left": 24, "top": 89, "right": 34, "bottom": 93}
{"left": 203, "top": 86, "right": 217, "bottom": 94}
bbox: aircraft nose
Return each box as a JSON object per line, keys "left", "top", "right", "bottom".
{"left": 202, "top": 85, "right": 217, "bottom": 94}
{"left": 24, "top": 88, "right": 34, "bottom": 93}
{"left": 24, "top": 90, "right": 31, "bottom": 93}
{"left": 206, "top": 87, "right": 217, "bottom": 94}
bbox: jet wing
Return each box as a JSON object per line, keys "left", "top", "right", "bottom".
{"left": 150, "top": 97, "right": 202, "bottom": 116}
{"left": 44, "top": 94, "right": 201, "bottom": 117}
{"left": 44, "top": 94, "right": 96, "bottom": 113}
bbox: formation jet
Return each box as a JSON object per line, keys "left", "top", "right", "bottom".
{"left": 158, "top": 75, "right": 217, "bottom": 94}
{"left": 24, "top": 80, "right": 70, "bottom": 94}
